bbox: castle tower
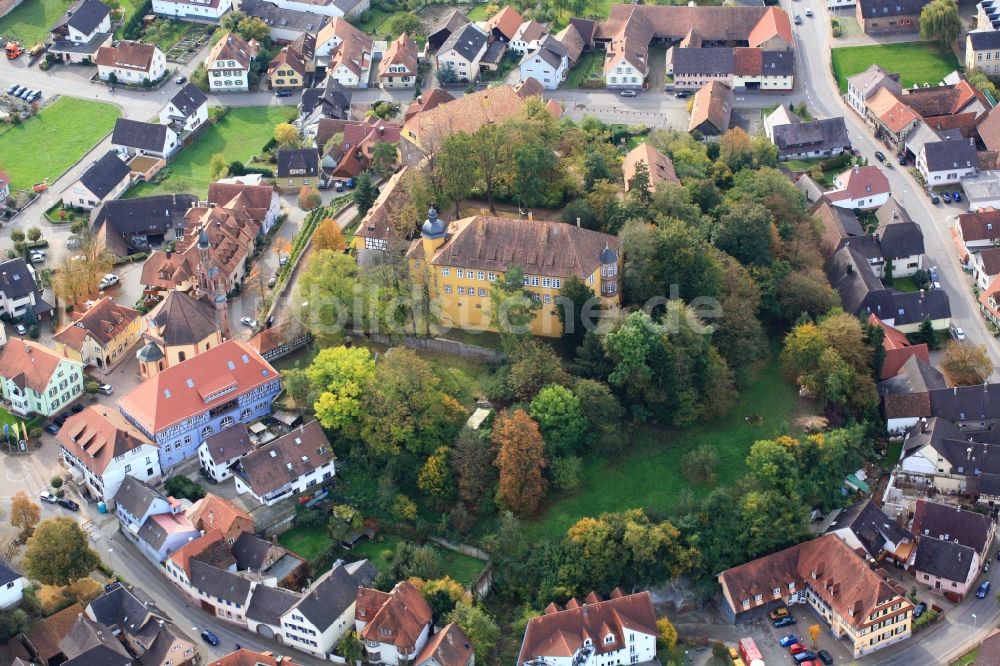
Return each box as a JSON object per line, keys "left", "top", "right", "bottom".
{"left": 599, "top": 242, "right": 619, "bottom": 299}
{"left": 195, "top": 226, "right": 230, "bottom": 339}
{"left": 420, "top": 207, "right": 447, "bottom": 258}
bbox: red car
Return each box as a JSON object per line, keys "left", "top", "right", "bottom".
{"left": 790, "top": 643, "right": 807, "bottom": 655}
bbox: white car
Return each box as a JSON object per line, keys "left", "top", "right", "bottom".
{"left": 951, "top": 325, "right": 966, "bottom": 341}
{"left": 805, "top": 8, "right": 813, "bottom": 16}
{"left": 98, "top": 274, "right": 120, "bottom": 289}
{"left": 98, "top": 384, "right": 114, "bottom": 396}
{"left": 240, "top": 317, "right": 258, "bottom": 328}
{"left": 39, "top": 490, "right": 57, "bottom": 504}
{"left": 15, "top": 323, "right": 27, "bottom": 335}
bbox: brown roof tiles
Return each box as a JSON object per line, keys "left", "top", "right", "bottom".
{"left": 356, "top": 581, "right": 433, "bottom": 652}
{"left": 58, "top": 405, "right": 153, "bottom": 476}
{"left": 96, "top": 41, "right": 158, "bottom": 72}
{"left": 53, "top": 297, "right": 139, "bottom": 353}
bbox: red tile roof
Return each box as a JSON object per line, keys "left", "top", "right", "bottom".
{"left": 719, "top": 534, "right": 912, "bottom": 630}
{"left": 869, "top": 313, "right": 930, "bottom": 379}
{"left": 356, "top": 581, "right": 433, "bottom": 652}
{"left": 415, "top": 623, "right": 474, "bottom": 666}
{"left": 167, "top": 528, "right": 226, "bottom": 578}
{"left": 623, "top": 142, "right": 679, "bottom": 193}
{"left": 96, "top": 41, "right": 158, "bottom": 71}
{"left": 866, "top": 88, "right": 919, "bottom": 135}
{"left": 117, "top": 339, "right": 279, "bottom": 434}
{"left": 52, "top": 297, "right": 140, "bottom": 353}
{"left": 186, "top": 494, "right": 254, "bottom": 542}
{"left": 517, "top": 590, "right": 657, "bottom": 663}
{"left": 58, "top": 405, "right": 153, "bottom": 476}
{"left": 208, "top": 648, "right": 304, "bottom": 666}
{"left": 488, "top": 5, "right": 524, "bottom": 40}
{"left": 0, "top": 338, "right": 79, "bottom": 394}
{"left": 833, "top": 165, "right": 891, "bottom": 200}
{"left": 747, "top": 6, "right": 793, "bottom": 48}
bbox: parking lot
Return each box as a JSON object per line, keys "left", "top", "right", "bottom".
{"left": 738, "top": 604, "right": 858, "bottom": 665}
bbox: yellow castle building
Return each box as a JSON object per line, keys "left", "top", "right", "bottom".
{"left": 407, "top": 209, "right": 621, "bottom": 337}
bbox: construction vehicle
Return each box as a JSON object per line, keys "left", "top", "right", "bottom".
{"left": 5, "top": 41, "right": 24, "bottom": 59}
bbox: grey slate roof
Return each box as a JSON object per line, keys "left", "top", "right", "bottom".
{"left": 480, "top": 39, "right": 506, "bottom": 65}
{"left": 289, "top": 559, "right": 377, "bottom": 629}
{"left": 913, "top": 536, "right": 976, "bottom": 584}
{"left": 858, "top": 0, "right": 930, "bottom": 19}
{"left": 276, "top": 149, "right": 319, "bottom": 178}
{"left": 847, "top": 64, "right": 902, "bottom": 100}
{"left": 231, "top": 532, "right": 277, "bottom": 570}
{"left": 112, "top": 475, "right": 165, "bottom": 520}
{"left": 902, "top": 416, "right": 962, "bottom": 455}
{"left": 136, "top": 516, "right": 171, "bottom": 550}
{"left": 167, "top": 83, "right": 207, "bottom": 119}
{"left": 762, "top": 50, "right": 794, "bottom": 76}
{"left": 669, "top": 46, "right": 733, "bottom": 75}
{"left": 189, "top": 561, "right": 251, "bottom": 605}
{"left": 927, "top": 383, "right": 1000, "bottom": 423}
{"left": 202, "top": 423, "right": 253, "bottom": 464}
{"left": 246, "top": 585, "right": 300, "bottom": 626}
{"left": 825, "top": 499, "right": 913, "bottom": 558}
{"left": 913, "top": 499, "right": 993, "bottom": 552}
{"left": 93, "top": 194, "right": 198, "bottom": 237}
{"left": 439, "top": 23, "right": 487, "bottom": 62}
{"left": 60, "top": 616, "right": 130, "bottom": 661}
{"left": 53, "top": 0, "right": 110, "bottom": 36}
{"left": 147, "top": 290, "right": 220, "bottom": 347}
{"left": 62, "top": 644, "right": 132, "bottom": 666}
{"left": 241, "top": 0, "right": 329, "bottom": 34}
{"left": 112, "top": 119, "right": 169, "bottom": 152}
{"left": 428, "top": 9, "right": 470, "bottom": 41}
{"left": 78, "top": 151, "right": 130, "bottom": 200}
{"left": 0, "top": 258, "right": 40, "bottom": 300}
{"left": 876, "top": 198, "right": 924, "bottom": 259}
{"left": 923, "top": 138, "right": 978, "bottom": 172}
{"left": 0, "top": 560, "right": 23, "bottom": 587}
{"left": 796, "top": 174, "right": 825, "bottom": 203}
{"left": 970, "top": 30, "right": 1000, "bottom": 51}
{"left": 772, "top": 117, "right": 849, "bottom": 156}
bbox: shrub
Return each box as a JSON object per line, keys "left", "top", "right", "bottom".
{"left": 681, "top": 444, "right": 719, "bottom": 484}
{"left": 550, "top": 455, "right": 583, "bottom": 490}
{"left": 50, "top": 476, "right": 63, "bottom": 488}
{"left": 164, "top": 476, "right": 206, "bottom": 501}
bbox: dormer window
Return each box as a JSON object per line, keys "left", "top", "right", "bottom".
{"left": 583, "top": 638, "right": 592, "bottom": 647}
{"left": 604, "top": 634, "right": 615, "bottom": 645}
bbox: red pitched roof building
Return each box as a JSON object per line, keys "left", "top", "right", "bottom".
{"left": 355, "top": 581, "right": 434, "bottom": 665}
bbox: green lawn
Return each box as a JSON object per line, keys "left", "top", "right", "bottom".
{"left": 563, "top": 51, "right": 602, "bottom": 89}
{"left": 891, "top": 276, "right": 921, "bottom": 293}
{"left": 141, "top": 18, "right": 192, "bottom": 51}
{"left": 831, "top": 42, "right": 960, "bottom": 94}
{"left": 351, "top": 535, "right": 486, "bottom": 586}
{"left": 0, "top": 97, "right": 120, "bottom": 191}
{"left": 0, "top": 0, "right": 74, "bottom": 45}
{"left": 527, "top": 356, "right": 805, "bottom": 540}
{"left": 278, "top": 525, "right": 333, "bottom": 560}
{"left": 353, "top": 7, "right": 393, "bottom": 35}
{"left": 465, "top": 3, "right": 489, "bottom": 20}
{"left": 126, "top": 106, "right": 296, "bottom": 198}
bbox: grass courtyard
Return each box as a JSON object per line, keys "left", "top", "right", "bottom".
{"left": 527, "top": 355, "right": 805, "bottom": 540}
{"left": 831, "top": 41, "right": 960, "bottom": 94}
{"left": 0, "top": 97, "right": 120, "bottom": 192}
{"left": 0, "top": 0, "right": 74, "bottom": 45}
{"left": 126, "top": 106, "right": 296, "bottom": 198}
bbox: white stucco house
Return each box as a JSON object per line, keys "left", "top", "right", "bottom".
{"left": 0, "top": 562, "right": 28, "bottom": 610}
{"left": 826, "top": 165, "right": 892, "bottom": 210}
{"left": 158, "top": 82, "right": 209, "bottom": 135}
{"left": 206, "top": 32, "right": 257, "bottom": 92}
{"left": 58, "top": 405, "right": 162, "bottom": 502}
{"left": 96, "top": 41, "right": 167, "bottom": 84}
{"left": 197, "top": 423, "right": 253, "bottom": 482}
{"left": 232, "top": 421, "right": 335, "bottom": 506}
{"left": 518, "top": 36, "right": 568, "bottom": 90}
{"left": 356, "top": 581, "right": 433, "bottom": 666}
{"left": 917, "top": 138, "right": 979, "bottom": 186}
{"left": 152, "top": 0, "right": 233, "bottom": 22}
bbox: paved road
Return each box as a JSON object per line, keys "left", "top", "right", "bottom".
{"left": 786, "top": 0, "right": 1000, "bottom": 662}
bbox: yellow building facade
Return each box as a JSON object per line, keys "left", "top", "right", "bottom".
{"left": 52, "top": 298, "right": 142, "bottom": 370}
{"left": 407, "top": 211, "right": 621, "bottom": 338}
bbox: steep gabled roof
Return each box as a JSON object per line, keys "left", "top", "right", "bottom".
{"left": 356, "top": 580, "right": 433, "bottom": 650}
{"left": 58, "top": 405, "right": 153, "bottom": 476}
{"left": 415, "top": 623, "right": 474, "bottom": 666}
{"left": 912, "top": 499, "right": 993, "bottom": 552}
{"left": 488, "top": 5, "right": 524, "bottom": 40}
{"left": 0, "top": 338, "right": 78, "bottom": 394}
{"left": 290, "top": 559, "right": 377, "bottom": 629}
{"left": 97, "top": 40, "right": 158, "bottom": 71}
{"left": 747, "top": 6, "right": 792, "bottom": 47}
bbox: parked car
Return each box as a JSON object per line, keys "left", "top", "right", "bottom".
{"left": 790, "top": 643, "right": 808, "bottom": 655}
{"left": 70, "top": 404, "right": 84, "bottom": 414}
{"left": 44, "top": 422, "right": 60, "bottom": 435}
{"left": 986, "top": 561, "right": 991, "bottom": 574}
{"left": 275, "top": 90, "right": 292, "bottom": 97}
{"left": 279, "top": 254, "right": 289, "bottom": 267}
{"left": 951, "top": 324, "right": 965, "bottom": 341}
{"left": 897, "top": 154, "right": 907, "bottom": 165}
{"left": 200, "top": 631, "right": 220, "bottom": 646}
{"left": 805, "top": 8, "right": 813, "bottom": 15}
{"left": 942, "top": 192, "right": 953, "bottom": 203}
{"left": 953, "top": 191, "right": 963, "bottom": 203}
{"left": 929, "top": 191, "right": 940, "bottom": 204}
{"left": 929, "top": 267, "right": 939, "bottom": 282}
{"left": 240, "top": 317, "right": 257, "bottom": 328}
{"left": 774, "top": 616, "right": 796, "bottom": 628}
{"left": 334, "top": 180, "right": 345, "bottom": 192}
{"left": 53, "top": 412, "right": 70, "bottom": 426}
{"left": 977, "top": 581, "right": 991, "bottom": 598}
{"left": 913, "top": 602, "right": 928, "bottom": 618}
{"left": 874, "top": 150, "right": 887, "bottom": 163}
{"left": 98, "top": 384, "right": 113, "bottom": 396}
{"left": 817, "top": 649, "right": 833, "bottom": 665}
{"left": 98, "top": 273, "right": 119, "bottom": 289}
{"left": 57, "top": 498, "right": 79, "bottom": 511}
{"left": 15, "top": 323, "right": 27, "bottom": 335}
{"left": 619, "top": 89, "right": 638, "bottom": 97}
{"left": 674, "top": 90, "right": 692, "bottom": 98}
{"left": 794, "top": 652, "right": 818, "bottom": 665}
{"left": 769, "top": 607, "right": 790, "bottom": 620}
{"left": 5, "top": 83, "right": 17, "bottom": 94}
{"left": 175, "top": 76, "right": 186, "bottom": 84}
{"left": 779, "top": 634, "right": 798, "bottom": 648}
{"left": 39, "top": 490, "right": 57, "bottom": 503}
{"left": 794, "top": 14, "right": 803, "bottom": 23}
{"left": 29, "top": 90, "right": 40, "bottom": 101}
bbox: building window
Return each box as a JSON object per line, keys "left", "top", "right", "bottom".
{"left": 444, "top": 285, "right": 452, "bottom": 294}
{"left": 221, "top": 416, "right": 235, "bottom": 429}
{"left": 457, "top": 269, "right": 464, "bottom": 278}
{"left": 458, "top": 286, "right": 465, "bottom": 295}
{"left": 442, "top": 268, "right": 450, "bottom": 277}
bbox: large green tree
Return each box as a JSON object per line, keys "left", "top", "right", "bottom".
{"left": 619, "top": 218, "right": 723, "bottom": 306}
{"left": 23, "top": 517, "right": 100, "bottom": 585}
{"left": 307, "top": 346, "right": 376, "bottom": 436}
{"left": 920, "top": 0, "right": 962, "bottom": 44}
{"left": 298, "top": 250, "right": 363, "bottom": 342}
{"left": 530, "top": 384, "right": 588, "bottom": 457}
{"left": 446, "top": 602, "right": 500, "bottom": 663}
{"left": 556, "top": 276, "right": 597, "bottom": 352}
{"left": 469, "top": 123, "right": 515, "bottom": 213}
{"left": 359, "top": 348, "right": 465, "bottom": 456}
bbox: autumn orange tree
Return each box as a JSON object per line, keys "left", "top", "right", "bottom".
{"left": 492, "top": 409, "right": 546, "bottom": 516}
{"left": 298, "top": 186, "right": 321, "bottom": 211}
{"left": 10, "top": 491, "right": 39, "bottom": 541}
{"left": 313, "top": 218, "right": 346, "bottom": 251}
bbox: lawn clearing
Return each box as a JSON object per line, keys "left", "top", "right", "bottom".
{"left": 831, "top": 42, "right": 959, "bottom": 94}
{"left": 278, "top": 525, "right": 333, "bottom": 560}
{"left": 126, "top": 106, "right": 296, "bottom": 198}
{"left": 563, "top": 51, "right": 602, "bottom": 88}
{"left": 891, "top": 276, "right": 921, "bottom": 293}
{"left": 350, "top": 536, "right": 486, "bottom": 586}
{"left": 527, "top": 354, "right": 805, "bottom": 541}
{"left": 465, "top": 2, "right": 489, "bottom": 20}
{"left": 0, "top": 0, "right": 74, "bottom": 45}
{"left": 0, "top": 97, "right": 120, "bottom": 192}
{"left": 354, "top": 7, "right": 392, "bottom": 35}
